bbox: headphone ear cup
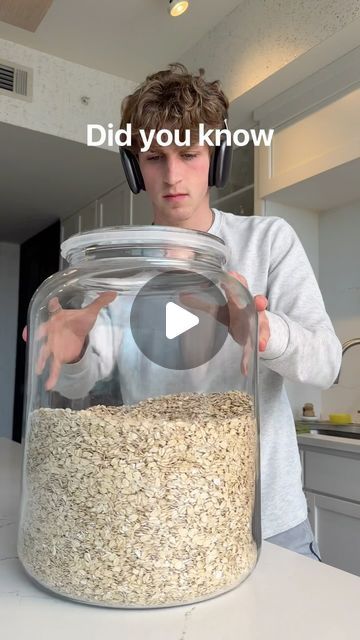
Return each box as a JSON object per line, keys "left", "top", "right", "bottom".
{"left": 119, "top": 148, "right": 146, "bottom": 194}
{"left": 208, "top": 147, "right": 217, "bottom": 187}
{"left": 208, "top": 133, "right": 233, "bottom": 188}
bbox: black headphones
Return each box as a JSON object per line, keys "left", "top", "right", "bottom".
{"left": 119, "top": 130, "right": 233, "bottom": 194}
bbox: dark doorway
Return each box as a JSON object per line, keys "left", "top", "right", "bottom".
{"left": 12, "top": 221, "right": 60, "bottom": 442}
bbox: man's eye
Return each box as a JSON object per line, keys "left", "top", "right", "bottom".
{"left": 147, "top": 155, "right": 160, "bottom": 161}
{"left": 182, "top": 153, "right": 197, "bottom": 160}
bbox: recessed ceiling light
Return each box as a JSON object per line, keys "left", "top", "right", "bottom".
{"left": 168, "top": 0, "right": 189, "bottom": 17}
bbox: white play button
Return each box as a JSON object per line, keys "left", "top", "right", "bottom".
{"left": 130, "top": 270, "right": 229, "bottom": 370}
{"left": 166, "top": 301, "right": 199, "bottom": 340}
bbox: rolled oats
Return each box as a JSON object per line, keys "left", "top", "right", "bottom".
{"left": 18, "top": 390, "right": 258, "bottom": 607}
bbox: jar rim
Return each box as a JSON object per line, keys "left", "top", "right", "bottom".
{"left": 61, "top": 225, "right": 228, "bottom": 262}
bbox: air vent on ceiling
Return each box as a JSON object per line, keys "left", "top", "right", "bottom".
{"left": 0, "top": 59, "right": 33, "bottom": 101}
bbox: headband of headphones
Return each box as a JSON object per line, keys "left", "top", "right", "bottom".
{"left": 119, "top": 123, "right": 233, "bottom": 194}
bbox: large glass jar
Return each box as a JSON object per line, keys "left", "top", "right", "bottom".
{"left": 17, "top": 226, "right": 261, "bottom": 608}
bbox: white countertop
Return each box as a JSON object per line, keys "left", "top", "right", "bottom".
{"left": 297, "top": 431, "right": 360, "bottom": 453}
{"left": 1, "top": 436, "right": 360, "bottom": 639}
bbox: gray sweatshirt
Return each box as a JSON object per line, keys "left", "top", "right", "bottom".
{"left": 55, "top": 210, "right": 342, "bottom": 538}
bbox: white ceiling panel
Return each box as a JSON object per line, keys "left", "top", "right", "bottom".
{"left": 0, "top": 0, "right": 243, "bottom": 81}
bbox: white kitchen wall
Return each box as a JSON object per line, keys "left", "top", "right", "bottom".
{"left": 0, "top": 37, "right": 136, "bottom": 150}
{"left": 264, "top": 198, "right": 360, "bottom": 422}
{"left": 265, "top": 201, "right": 319, "bottom": 277}
{"left": 0, "top": 243, "right": 20, "bottom": 438}
{"left": 264, "top": 200, "right": 323, "bottom": 419}
{"left": 180, "top": 0, "right": 360, "bottom": 101}
{"left": 319, "top": 199, "right": 360, "bottom": 422}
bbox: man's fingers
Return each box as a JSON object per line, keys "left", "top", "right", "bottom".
{"left": 22, "top": 326, "right": 28, "bottom": 342}
{"left": 259, "top": 312, "right": 271, "bottom": 351}
{"left": 179, "top": 292, "right": 216, "bottom": 317}
{"left": 36, "top": 343, "right": 50, "bottom": 375}
{"left": 221, "top": 279, "right": 249, "bottom": 318}
{"left": 45, "top": 358, "right": 61, "bottom": 391}
{"left": 241, "top": 337, "right": 252, "bottom": 376}
{"left": 259, "top": 337, "right": 267, "bottom": 352}
{"left": 228, "top": 271, "right": 249, "bottom": 289}
{"left": 48, "top": 297, "right": 61, "bottom": 313}
{"left": 221, "top": 272, "right": 248, "bottom": 314}
{"left": 35, "top": 322, "right": 49, "bottom": 341}
{"left": 254, "top": 295, "right": 268, "bottom": 312}
{"left": 87, "top": 291, "right": 117, "bottom": 314}
{"left": 220, "top": 281, "right": 250, "bottom": 345}
{"left": 180, "top": 292, "right": 232, "bottom": 329}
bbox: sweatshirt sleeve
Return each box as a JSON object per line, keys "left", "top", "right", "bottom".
{"left": 53, "top": 302, "right": 122, "bottom": 400}
{"left": 260, "top": 217, "right": 342, "bottom": 389}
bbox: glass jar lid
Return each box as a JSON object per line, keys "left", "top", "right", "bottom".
{"left": 61, "top": 225, "right": 228, "bottom": 265}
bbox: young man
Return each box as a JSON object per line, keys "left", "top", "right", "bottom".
{"left": 26, "top": 64, "right": 342, "bottom": 559}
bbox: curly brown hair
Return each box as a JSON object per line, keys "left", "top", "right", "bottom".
{"left": 120, "top": 63, "right": 229, "bottom": 154}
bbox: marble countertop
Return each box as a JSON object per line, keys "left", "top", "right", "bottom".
{"left": 1, "top": 436, "right": 360, "bottom": 640}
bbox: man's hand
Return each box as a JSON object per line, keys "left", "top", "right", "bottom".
{"left": 227, "top": 271, "right": 270, "bottom": 375}
{"left": 227, "top": 271, "right": 270, "bottom": 353}
{"left": 22, "top": 291, "right": 117, "bottom": 391}
{"left": 180, "top": 270, "right": 270, "bottom": 376}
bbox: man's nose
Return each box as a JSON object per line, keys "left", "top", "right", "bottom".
{"left": 164, "top": 157, "right": 182, "bottom": 184}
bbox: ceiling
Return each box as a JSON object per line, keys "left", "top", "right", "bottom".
{"left": 0, "top": 122, "right": 125, "bottom": 243}
{"left": 0, "top": 0, "right": 243, "bottom": 81}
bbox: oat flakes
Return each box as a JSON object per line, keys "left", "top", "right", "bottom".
{"left": 18, "top": 390, "right": 258, "bottom": 607}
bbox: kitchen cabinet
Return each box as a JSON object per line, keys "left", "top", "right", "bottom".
{"left": 253, "top": 45, "right": 360, "bottom": 209}
{"left": 60, "top": 213, "right": 80, "bottom": 268}
{"left": 61, "top": 212, "right": 80, "bottom": 242}
{"left": 78, "top": 202, "right": 97, "bottom": 233}
{"left": 210, "top": 143, "right": 254, "bottom": 215}
{"left": 306, "top": 491, "right": 360, "bottom": 576}
{"left": 61, "top": 181, "right": 153, "bottom": 245}
{"left": 98, "top": 181, "right": 154, "bottom": 227}
{"left": 98, "top": 184, "right": 129, "bottom": 227}
{"left": 60, "top": 201, "right": 97, "bottom": 245}
{"left": 298, "top": 433, "right": 360, "bottom": 576}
